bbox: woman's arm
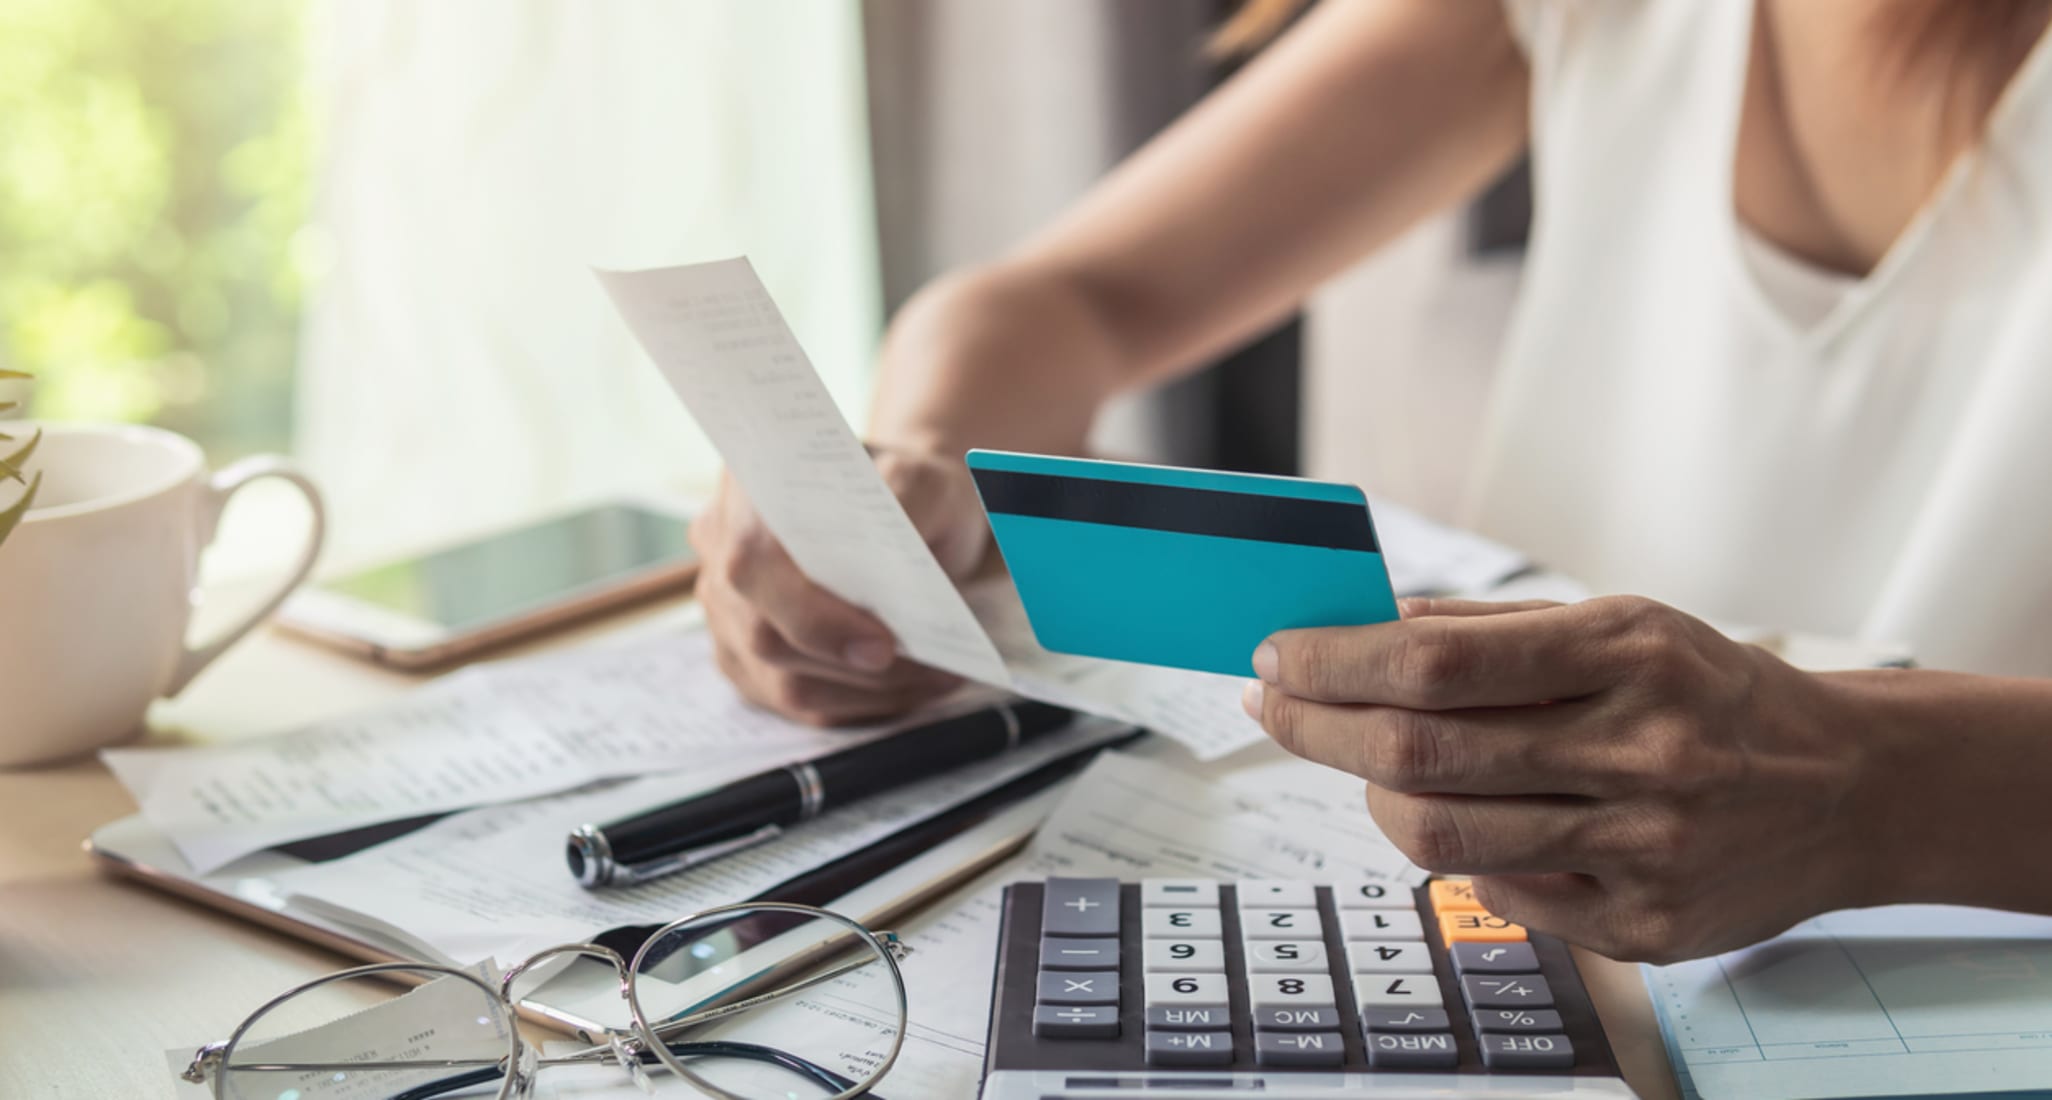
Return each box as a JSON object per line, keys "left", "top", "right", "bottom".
{"left": 870, "top": 0, "right": 1531, "bottom": 456}
{"left": 1846, "top": 668, "right": 2052, "bottom": 916}
{"left": 695, "top": 0, "right": 1530, "bottom": 724}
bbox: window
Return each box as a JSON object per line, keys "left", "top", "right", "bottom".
{"left": 0, "top": 0, "right": 307, "bottom": 456}
{"left": 3, "top": 1, "right": 881, "bottom": 567}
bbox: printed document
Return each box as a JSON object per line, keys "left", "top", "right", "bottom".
{"left": 105, "top": 630, "right": 905, "bottom": 874}
{"left": 1646, "top": 904, "right": 2052, "bottom": 1100}
{"left": 270, "top": 717, "right": 1138, "bottom": 966}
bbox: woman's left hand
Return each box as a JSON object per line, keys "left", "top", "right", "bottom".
{"left": 1243, "top": 595, "right": 1893, "bottom": 962}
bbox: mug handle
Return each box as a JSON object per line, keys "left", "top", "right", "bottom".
{"left": 166, "top": 456, "right": 328, "bottom": 697}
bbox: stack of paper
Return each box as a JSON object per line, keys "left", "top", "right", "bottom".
{"left": 536, "top": 747, "right": 1421, "bottom": 1098}
{"left": 267, "top": 714, "right": 1139, "bottom": 966}
{"left": 105, "top": 630, "right": 915, "bottom": 873}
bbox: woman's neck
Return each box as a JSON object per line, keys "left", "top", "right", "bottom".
{"left": 1734, "top": 0, "right": 2052, "bottom": 277}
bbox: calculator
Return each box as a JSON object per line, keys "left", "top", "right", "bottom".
{"left": 977, "top": 878, "right": 1639, "bottom": 1098}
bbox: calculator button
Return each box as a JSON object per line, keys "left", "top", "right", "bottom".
{"left": 1146, "top": 1005, "right": 1231, "bottom": 1031}
{"left": 1236, "top": 880, "right": 1316, "bottom": 908}
{"left": 1480, "top": 1032, "right": 1576, "bottom": 1069}
{"left": 1255, "top": 1032, "right": 1345, "bottom": 1067}
{"left": 1245, "top": 940, "right": 1329, "bottom": 973}
{"left": 1253, "top": 1005, "right": 1342, "bottom": 1032}
{"left": 1462, "top": 973, "right": 1555, "bottom": 1009}
{"left": 1033, "top": 1004, "right": 1119, "bottom": 1039}
{"left": 1473, "top": 1008, "right": 1565, "bottom": 1034}
{"left": 1444, "top": 911, "right": 1526, "bottom": 944}
{"left": 1042, "top": 878, "right": 1120, "bottom": 938}
{"left": 1439, "top": 912, "right": 1526, "bottom": 943}
{"left": 1248, "top": 974, "right": 1335, "bottom": 1011}
{"left": 1365, "top": 1030, "right": 1458, "bottom": 1069}
{"left": 1142, "top": 879, "right": 1219, "bottom": 908}
{"left": 1352, "top": 974, "right": 1445, "bottom": 1009}
{"left": 1144, "top": 972, "right": 1229, "bottom": 1008}
{"left": 1335, "top": 881, "right": 1415, "bottom": 909}
{"left": 1449, "top": 941, "right": 1540, "bottom": 974}
{"left": 1144, "top": 909, "right": 1222, "bottom": 939}
{"left": 1428, "top": 878, "right": 1485, "bottom": 913}
{"left": 1040, "top": 937, "right": 1120, "bottom": 971}
{"left": 1240, "top": 908, "right": 1321, "bottom": 939}
{"left": 1344, "top": 941, "right": 1433, "bottom": 974}
{"left": 1359, "top": 1007, "right": 1451, "bottom": 1034}
{"left": 1143, "top": 939, "right": 1225, "bottom": 973}
{"left": 1341, "top": 909, "right": 1425, "bottom": 941}
{"left": 1037, "top": 970, "right": 1118, "bottom": 1006}
{"left": 1146, "top": 1030, "right": 1233, "bottom": 1066}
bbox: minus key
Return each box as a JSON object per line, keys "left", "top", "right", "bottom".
{"left": 1041, "top": 937, "right": 1120, "bottom": 971}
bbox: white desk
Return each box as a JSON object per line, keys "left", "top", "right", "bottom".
{"left": 0, "top": 596, "right": 1681, "bottom": 1097}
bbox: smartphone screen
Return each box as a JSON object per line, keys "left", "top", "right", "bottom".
{"left": 319, "top": 503, "right": 693, "bottom": 632}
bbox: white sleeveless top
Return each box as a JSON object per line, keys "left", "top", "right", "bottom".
{"left": 1468, "top": 0, "right": 2052, "bottom": 676}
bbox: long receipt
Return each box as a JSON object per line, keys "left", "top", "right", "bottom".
{"left": 597, "top": 259, "right": 1267, "bottom": 760}
{"left": 595, "top": 260, "right": 1010, "bottom": 686}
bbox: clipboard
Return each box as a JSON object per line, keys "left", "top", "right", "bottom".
{"left": 87, "top": 734, "right": 1133, "bottom": 1037}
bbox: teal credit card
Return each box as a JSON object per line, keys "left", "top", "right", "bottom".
{"left": 966, "top": 450, "right": 1399, "bottom": 677}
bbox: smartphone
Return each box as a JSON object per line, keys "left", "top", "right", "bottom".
{"left": 279, "top": 498, "right": 698, "bottom": 668}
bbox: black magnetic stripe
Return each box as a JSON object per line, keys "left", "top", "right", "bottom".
{"left": 971, "top": 467, "right": 1378, "bottom": 552}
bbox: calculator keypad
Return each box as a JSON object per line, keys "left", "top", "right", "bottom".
{"left": 1018, "top": 877, "right": 1600, "bottom": 1076}
{"left": 1034, "top": 878, "right": 1124, "bottom": 1037}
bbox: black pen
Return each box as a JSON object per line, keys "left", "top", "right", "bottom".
{"left": 566, "top": 699, "right": 1076, "bottom": 888}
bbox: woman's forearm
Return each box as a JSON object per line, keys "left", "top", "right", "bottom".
{"left": 867, "top": 0, "right": 1529, "bottom": 459}
{"left": 1831, "top": 667, "right": 2052, "bottom": 914}
{"left": 867, "top": 262, "right": 1124, "bottom": 457}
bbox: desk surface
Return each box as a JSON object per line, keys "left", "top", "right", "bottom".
{"left": 0, "top": 597, "right": 1681, "bottom": 1098}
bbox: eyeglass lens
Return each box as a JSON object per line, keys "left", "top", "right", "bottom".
{"left": 220, "top": 967, "right": 516, "bottom": 1100}
{"left": 626, "top": 905, "right": 907, "bottom": 1098}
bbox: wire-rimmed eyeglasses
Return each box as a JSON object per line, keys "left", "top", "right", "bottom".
{"left": 178, "top": 902, "right": 910, "bottom": 1100}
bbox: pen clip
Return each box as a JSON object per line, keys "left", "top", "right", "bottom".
{"left": 603, "top": 823, "right": 785, "bottom": 888}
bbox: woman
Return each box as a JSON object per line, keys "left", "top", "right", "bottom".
{"left": 688, "top": 0, "right": 2052, "bottom": 962}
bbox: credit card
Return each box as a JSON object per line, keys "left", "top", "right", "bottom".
{"left": 966, "top": 449, "right": 1398, "bottom": 677}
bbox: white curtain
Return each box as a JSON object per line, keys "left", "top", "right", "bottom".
{"left": 297, "top": 1, "right": 881, "bottom": 563}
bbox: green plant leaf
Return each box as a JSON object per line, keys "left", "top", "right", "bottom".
{"left": 0, "top": 428, "right": 40, "bottom": 486}
{"left": 0, "top": 470, "right": 40, "bottom": 548}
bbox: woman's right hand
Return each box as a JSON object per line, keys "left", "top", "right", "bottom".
{"left": 689, "top": 447, "right": 988, "bottom": 726}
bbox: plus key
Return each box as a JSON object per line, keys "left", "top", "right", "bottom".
{"left": 1043, "top": 878, "right": 1121, "bottom": 937}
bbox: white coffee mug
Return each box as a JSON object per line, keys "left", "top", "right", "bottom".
{"left": 0, "top": 422, "right": 325, "bottom": 767}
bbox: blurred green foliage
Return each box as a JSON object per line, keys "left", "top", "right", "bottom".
{"left": 0, "top": 0, "right": 309, "bottom": 456}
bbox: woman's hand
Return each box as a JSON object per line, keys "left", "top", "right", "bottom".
{"left": 690, "top": 448, "right": 987, "bottom": 726}
{"left": 1243, "top": 596, "right": 1895, "bottom": 962}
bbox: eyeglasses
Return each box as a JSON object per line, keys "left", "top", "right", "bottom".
{"left": 178, "top": 902, "right": 911, "bottom": 1100}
